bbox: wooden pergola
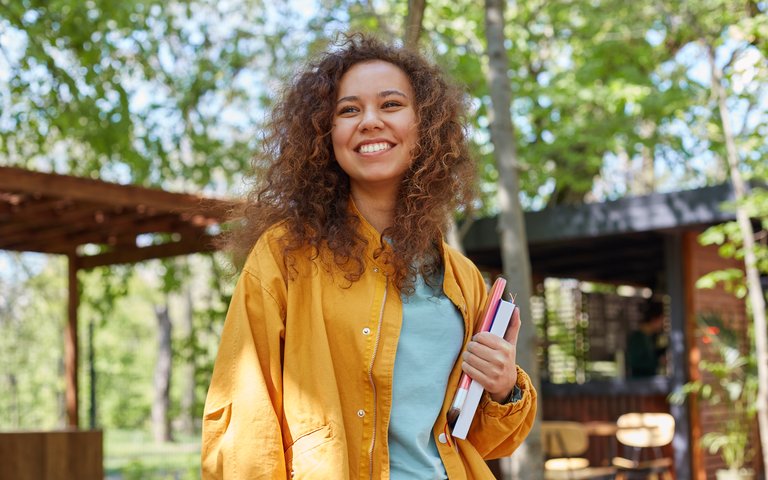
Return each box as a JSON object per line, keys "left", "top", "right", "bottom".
{"left": 0, "top": 166, "right": 238, "bottom": 428}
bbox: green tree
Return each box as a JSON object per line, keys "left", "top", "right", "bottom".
{"left": 660, "top": 0, "right": 768, "bottom": 469}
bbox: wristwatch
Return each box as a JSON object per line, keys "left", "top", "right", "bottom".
{"left": 502, "top": 385, "right": 523, "bottom": 404}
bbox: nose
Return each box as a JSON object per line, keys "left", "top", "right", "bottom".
{"left": 358, "top": 108, "right": 383, "bottom": 131}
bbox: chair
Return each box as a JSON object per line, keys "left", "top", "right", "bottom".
{"left": 612, "top": 413, "right": 674, "bottom": 480}
{"left": 542, "top": 421, "right": 617, "bottom": 479}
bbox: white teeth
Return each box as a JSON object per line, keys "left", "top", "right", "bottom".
{"left": 359, "top": 142, "right": 391, "bottom": 154}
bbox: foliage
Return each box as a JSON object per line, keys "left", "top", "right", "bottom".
{"left": 0, "top": 0, "right": 315, "bottom": 190}
{"left": 104, "top": 428, "right": 200, "bottom": 479}
{"left": 4, "top": 0, "right": 765, "bottom": 210}
{"left": 0, "top": 254, "right": 67, "bottom": 429}
{"left": 698, "top": 187, "right": 768, "bottom": 298}
{"left": 670, "top": 313, "right": 757, "bottom": 471}
{"left": 0, "top": 251, "right": 226, "bottom": 437}
{"left": 321, "top": 0, "right": 767, "bottom": 212}
{"left": 80, "top": 267, "right": 157, "bottom": 428}
{"left": 419, "top": 0, "right": 687, "bottom": 208}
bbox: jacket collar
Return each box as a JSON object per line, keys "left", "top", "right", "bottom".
{"left": 347, "top": 198, "right": 393, "bottom": 274}
{"left": 348, "top": 197, "right": 465, "bottom": 302}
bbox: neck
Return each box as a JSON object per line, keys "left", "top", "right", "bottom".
{"left": 350, "top": 187, "right": 397, "bottom": 233}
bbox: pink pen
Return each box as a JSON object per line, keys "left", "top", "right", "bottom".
{"left": 447, "top": 277, "right": 506, "bottom": 427}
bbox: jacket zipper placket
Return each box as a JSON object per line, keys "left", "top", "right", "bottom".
{"left": 367, "top": 280, "right": 387, "bottom": 480}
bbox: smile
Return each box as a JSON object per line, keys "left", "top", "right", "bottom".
{"left": 358, "top": 142, "right": 393, "bottom": 154}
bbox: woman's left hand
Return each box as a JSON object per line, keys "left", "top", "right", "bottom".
{"left": 461, "top": 305, "right": 521, "bottom": 403}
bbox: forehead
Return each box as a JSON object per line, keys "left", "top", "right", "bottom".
{"left": 337, "top": 60, "right": 414, "bottom": 97}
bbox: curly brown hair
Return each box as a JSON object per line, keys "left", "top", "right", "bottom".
{"left": 227, "top": 32, "right": 476, "bottom": 294}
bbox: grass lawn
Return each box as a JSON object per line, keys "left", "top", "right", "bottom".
{"left": 104, "top": 429, "right": 201, "bottom": 480}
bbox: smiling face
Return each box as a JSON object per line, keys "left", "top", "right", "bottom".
{"left": 331, "top": 60, "right": 419, "bottom": 201}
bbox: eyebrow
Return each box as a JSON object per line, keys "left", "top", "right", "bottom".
{"left": 336, "top": 89, "right": 409, "bottom": 104}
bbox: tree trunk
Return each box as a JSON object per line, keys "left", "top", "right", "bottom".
{"left": 638, "top": 121, "right": 656, "bottom": 195}
{"left": 402, "top": 0, "right": 468, "bottom": 253}
{"left": 9, "top": 373, "right": 18, "bottom": 427}
{"left": 152, "top": 302, "right": 173, "bottom": 443}
{"left": 446, "top": 219, "right": 467, "bottom": 255}
{"left": 404, "top": 0, "right": 426, "bottom": 49}
{"left": 709, "top": 44, "right": 768, "bottom": 474}
{"left": 483, "top": 0, "right": 543, "bottom": 477}
{"left": 178, "top": 286, "right": 196, "bottom": 435}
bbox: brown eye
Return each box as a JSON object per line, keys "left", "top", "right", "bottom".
{"left": 338, "top": 105, "right": 358, "bottom": 115}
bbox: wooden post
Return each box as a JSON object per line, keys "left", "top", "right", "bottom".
{"left": 66, "top": 252, "right": 79, "bottom": 428}
{"left": 683, "top": 232, "right": 704, "bottom": 479}
{"left": 666, "top": 233, "right": 692, "bottom": 479}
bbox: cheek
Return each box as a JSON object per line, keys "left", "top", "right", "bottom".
{"left": 405, "top": 115, "right": 419, "bottom": 138}
{"left": 331, "top": 135, "right": 351, "bottom": 166}
{"left": 330, "top": 128, "right": 343, "bottom": 153}
{"left": 405, "top": 123, "right": 419, "bottom": 148}
{"left": 331, "top": 122, "right": 351, "bottom": 146}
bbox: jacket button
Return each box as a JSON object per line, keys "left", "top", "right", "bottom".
{"left": 357, "top": 409, "right": 365, "bottom": 417}
{"left": 438, "top": 433, "right": 448, "bottom": 444}
{"left": 373, "top": 267, "right": 380, "bottom": 273}
{"left": 362, "top": 327, "right": 371, "bottom": 335}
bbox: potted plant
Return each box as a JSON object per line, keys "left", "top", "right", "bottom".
{"left": 670, "top": 313, "right": 757, "bottom": 480}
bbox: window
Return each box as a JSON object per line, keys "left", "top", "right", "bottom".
{"left": 534, "top": 278, "right": 668, "bottom": 383}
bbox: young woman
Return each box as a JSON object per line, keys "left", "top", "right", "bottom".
{"left": 202, "top": 33, "right": 536, "bottom": 479}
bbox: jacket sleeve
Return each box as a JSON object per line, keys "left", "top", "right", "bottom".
{"left": 201, "top": 244, "right": 288, "bottom": 479}
{"left": 465, "top": 366, "right": 537, "bottom": 459}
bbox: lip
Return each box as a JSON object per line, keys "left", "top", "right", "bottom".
{"left": 354, "top": 138, "right": 396, "bottom": 153}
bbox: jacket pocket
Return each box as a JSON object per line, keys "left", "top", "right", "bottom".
{"left": 285, "top": 424, "right": 340, "bottom": 478}
{"left": 203, "top": 402, "right": 232, "bottom": 434}
{"left": 201, "top": 402, "right": 232, "bottom": 475}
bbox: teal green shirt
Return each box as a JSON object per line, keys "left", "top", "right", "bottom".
{"left": 388, "top": 274, "right": 464, "bottom": 479}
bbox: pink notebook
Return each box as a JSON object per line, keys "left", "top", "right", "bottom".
{"left": 446, "top": 277, "right": 507, "bottom": 429}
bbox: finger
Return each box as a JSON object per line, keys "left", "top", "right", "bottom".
{"left": 467, "top": 336, "right": 512, "bottom": 363}
{"left": 461, "top": 359, "right": 492, "bottom": 388}
{"left": 471, "top": 332, "right": 506, "bottom": 350}
{"left": 463, "top": 346, "right": 495, "bottom": 372}
{"left": 465, "top": 340, "right": 514, "bottom": 374}
{"left": 503, "top": 306, "right": 522, "bottom": 345}
{"left": 462, "top": 355, "right": 516, "bottom": 395}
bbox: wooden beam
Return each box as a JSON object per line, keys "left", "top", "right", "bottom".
{"left": 78, "top": 236, "right": 219, "bottom": 270}
{"left": 66, "top": 252, "right": 79, "bottom": 428}
{"left": 0, "top": 212, "right": 187, "bottom": 251}
{"left": 0, "top": 202, "right": 106, "bottom": 238}
{"left": 0, "top": 166, "right": 237, "bottom": 218}
{"left": 1, "top": 196, "right": 75, "bottom": 219}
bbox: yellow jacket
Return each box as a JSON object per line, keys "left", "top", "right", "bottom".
{"left": 202, "top": 212, "right": 537, "bottom": 479}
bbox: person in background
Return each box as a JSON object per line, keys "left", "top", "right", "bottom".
{"left": 201, "top": 33, "right": 536, "bottom": 479}
{"left": 627, "top": 301, "right": 667, "bottom": 378}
